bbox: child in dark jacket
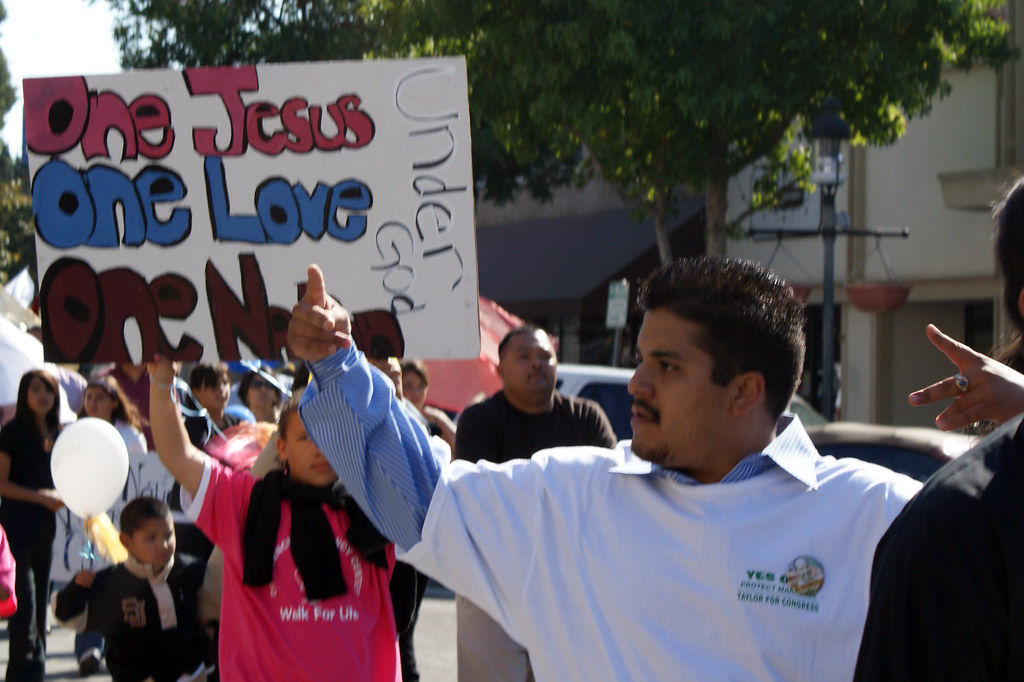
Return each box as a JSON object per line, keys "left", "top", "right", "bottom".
{"left": 53, "top": 497, "right": 211, "bottom": 682}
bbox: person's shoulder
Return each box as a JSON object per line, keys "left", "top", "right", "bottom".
{"left": 170, "top": 554, "right": 209, "bottom": 582}
{"left": 813, "top": 454, "right": 922, "bottom": 500}
{"left": 527, "top": 443, "right": 623, "bottom": 473}
{"left": 459, "top": 393, "right": 506, "bottom": 419}
{"left": 554, "top": 391, "right": 603, "bottom": 414}
{"left": 900, "top": 418, "right": 1024, "bottom": 516}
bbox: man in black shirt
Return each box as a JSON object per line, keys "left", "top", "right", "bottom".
{"left": 453, "top": 325, "right": 617, "bottom": 682}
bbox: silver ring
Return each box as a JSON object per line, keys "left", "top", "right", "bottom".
{"left": 954, "top": 373, "right": 969, "bottom": 393}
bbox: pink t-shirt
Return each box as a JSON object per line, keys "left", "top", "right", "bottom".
{"left": 188, "top": 461, "right": 400, "bottom": 681}
{"left": 0, "top": 524, "right": 15, "bottom": 618}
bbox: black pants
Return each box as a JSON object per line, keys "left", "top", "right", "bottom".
{"left": 5, "top": 529, "right": 52, "bottom": 682}
{"left": 398, "top": 568, "right": 431, "bottom": 682}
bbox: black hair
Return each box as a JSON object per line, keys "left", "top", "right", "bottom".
{"left": 497, "top": 325, "right": 546, "bottom": 359}
{"left": 189, "top": 362, "right": 229, "bottom": 391}
{"left": 238, "top": 370, "right": 282, "bottom": 408}
{"left": 400, "top": 359, "right": 430, "bottom": 387}
{"left": 638, "top": 256, "right": 806, "bottom": 421}
{"left": 276, "top": 389, "right": 305, "bottom": 439}
{"left": 14, "top": 369, "right": 61, "bottom": 435}
{"left": 994, "top": 178, "right": 1024, "bottom": 371}
{"left": 119, "top": 496, "right": 171, "bottom": 537}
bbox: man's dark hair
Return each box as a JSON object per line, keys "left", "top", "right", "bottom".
{"left": 189, "top": 362, "right": 229, "bottom": 391}
{"left": 638, "top": 256, "right": 806, "bottom": 420}
{"left": 994, "top": 178, "right": 1024, "bottom": 371}
{"left": 120, "top": 496, "right": 171, "bottom": 537}
{"left": 497, "top": 325, "right": 546, "bottom": 359}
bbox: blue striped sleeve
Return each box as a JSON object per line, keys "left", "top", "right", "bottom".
{"left": 298, "top": 346, "right": 445, "bottom": 551}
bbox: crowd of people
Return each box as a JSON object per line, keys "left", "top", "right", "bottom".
{"left": 1, "top": 180, "right": 1024, "bottom": 679}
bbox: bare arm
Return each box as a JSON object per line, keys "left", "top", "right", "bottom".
{"left": 147, "top": 357, "right": 207, "bottom": 497}
{"left": 908, "top": 324, "right": 1024, "bottom": 430}
{"left": 422, "top": 405, "right": 457, "bottom": 454}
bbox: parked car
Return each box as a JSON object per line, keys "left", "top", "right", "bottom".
{"left": 556, "top": 364, "right": 634, "bottom": 441}
{"left": 805, "top": 421, "right": 976, "bottom": 482}
{"left": 557, "top": 365, "right": 972, "bottom": 483}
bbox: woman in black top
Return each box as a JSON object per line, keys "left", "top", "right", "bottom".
{"left": 0, "top": 369, "right": 64, "bottom": 682}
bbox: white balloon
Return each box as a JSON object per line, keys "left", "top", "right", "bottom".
{"left": 51, "top": 418, "right": 129, "bottom": 519}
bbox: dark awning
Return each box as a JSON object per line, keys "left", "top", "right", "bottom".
{"left": 476, "top": 197, "right": 705, "bottom": 318}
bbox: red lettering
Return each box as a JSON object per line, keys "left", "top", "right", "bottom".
{"left": 185, "top": 65, "right": 259, "bottom": 157}
{"left": 281, "top": 98, "right": 313, "bottom": 153}
{"left": 205, "top": 254, "right": 277, "bottom": 360}
{"left": 246, "top": 102, "right": 287, "bottom": 155}
{"left": 336, "top": 95, "right": 375, "bottom": 148}
{"left": 131, "top": 95, "right": 175, "bottom": 159}
{"left": 39, "top": 258, "right": 202, "bottom": 363}
{"left": 81, "top": 92, "right": 138, "bottom": 161}
{"left": 24, "top": 76, "right": 89, "bottom": 155}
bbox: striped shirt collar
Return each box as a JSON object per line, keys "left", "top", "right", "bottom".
{"left": 610, "top": 414, "right": 820, "bottom": 489}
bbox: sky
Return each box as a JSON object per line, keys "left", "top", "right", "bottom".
{"left": 0, "top": 0, "right": 121, "bottom": 153}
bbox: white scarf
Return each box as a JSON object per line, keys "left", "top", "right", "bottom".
{"left": 124, "top": 554, "right": 177, "bottom": 629}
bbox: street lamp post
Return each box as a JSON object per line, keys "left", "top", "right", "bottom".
{"left": 809, "top": 97, "right": 850, "bottom": 421}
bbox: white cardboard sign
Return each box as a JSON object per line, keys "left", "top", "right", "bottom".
{"left": 26, "top": 57, "right": 479, "bottom": 364}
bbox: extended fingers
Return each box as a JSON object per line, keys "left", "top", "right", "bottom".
{"left": 925, "top": 324, "right": 984, "bottom": 368}
{"left": 909, "top": 375, "right": 966, "bottom": 407}
{"left": 304, "top": 264, "right": 327, "bottom": 307}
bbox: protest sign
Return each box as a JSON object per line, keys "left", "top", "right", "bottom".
{"left": 25, "top": 57, "right": 479, "bottom": 364}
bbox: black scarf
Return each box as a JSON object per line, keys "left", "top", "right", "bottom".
{"left": 242, "top": 471, "right": 390, "bottom": 600}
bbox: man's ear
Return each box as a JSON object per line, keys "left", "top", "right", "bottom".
{"left": 119, "top": 532, "right": 132, "bottom": 551}
{"left": 731, "top": 372, "right": 766, "bottom": 417}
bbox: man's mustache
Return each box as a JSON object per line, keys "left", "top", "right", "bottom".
{"left": 632, "top": 398, "right": 660, "bottom": 423}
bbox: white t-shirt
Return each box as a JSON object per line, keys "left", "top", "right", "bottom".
{"left": 403, "top": 442, "right": 920, "bottom": 681}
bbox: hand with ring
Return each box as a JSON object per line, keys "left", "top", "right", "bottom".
{"left": 908, "top": 324, "right": 1024, "bottom": 430}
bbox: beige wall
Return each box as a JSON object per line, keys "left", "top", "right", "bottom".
{"left": 861, "top": 68, "right": 999, "bottom": 284}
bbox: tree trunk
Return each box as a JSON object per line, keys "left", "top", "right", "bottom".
{"left": 705, "top": 174, "right": 728, "bottom": 257}
{"left": 653, "top": 209, "right": 673, "bottom": 265}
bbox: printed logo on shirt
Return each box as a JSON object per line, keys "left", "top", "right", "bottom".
{"left": 736, "top": 555, "right": 825, "bottom": 613}
{"left": 122, "top": 597, "right": 146, "bottom": 627}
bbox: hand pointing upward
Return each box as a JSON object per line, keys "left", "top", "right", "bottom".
{"left": 287, "top": 264, "right": 353, "bottom": 361}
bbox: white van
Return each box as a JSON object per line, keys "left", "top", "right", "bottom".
{"left": 555, "top": 363, "right": 634, "bottom": 441}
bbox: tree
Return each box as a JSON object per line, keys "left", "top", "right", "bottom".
{"left": 0, "top": 0, "right": 31, "bottom": 285}
{"left": 103, "top": 0, "right": 579, "bottom": 204}
{"left": 370, "top": 0, "right": 1015, "bottom": 260}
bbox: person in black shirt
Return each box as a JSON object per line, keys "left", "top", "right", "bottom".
{"left": 54, "top": 497, "right": 210, "bottom": 682}
{"left": 0, "top": 370, "right": 63, "bottom": 682}
{"left": 453, "top": 325, "right": 617, "bottom": 682}
{"left": 855, "top": 176, "right": 1024, "bottom": 680}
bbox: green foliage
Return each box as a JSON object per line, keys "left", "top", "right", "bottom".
{"left": 0, "top": 175, "right": 35, "bottom": 284}
{"left": 104, "top": 0, "right": 579, "bottom": 204}
{"left": 0, "top": 1, "right": 15, "bottom": 134}
{"left": 0, "top": 0, "right": 29, "bottom": 283}
{"left": 370, "top": 0, "right": 1016, "bottom": 256}
{"left": 105, "top": 0, "right": 374, "bottom": 68}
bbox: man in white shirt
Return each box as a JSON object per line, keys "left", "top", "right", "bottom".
{"left": 288, "top": 256, "right": 921, "bottom": 681}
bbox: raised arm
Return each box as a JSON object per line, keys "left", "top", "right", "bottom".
{"left": 289, "top": 265, "right": 446, "bottom": 551}
{"left": 147, "top": 356, "right": 207, "bottom": 497}
{"left": 908, "top": 324, "right": 1024, "bottom": 430}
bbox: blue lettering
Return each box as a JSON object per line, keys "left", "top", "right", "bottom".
{"left": 32, "top": 158, "right": 190, "bottom": 249}
{"left": 325, "top": 180, "right": 371, "bottom": 241}
{"left": 205, "top": 156, "right": 264, "bottom": 244}
{"left": 255, "top": 177, "right": 300, "bottom": 244}
{"left": 33, "top": 159, "right": 96, "bottom": 248}
{"left": 206, "top": 155, "right": 370, "bottom": 244}
{"left": 135, "top": 167, "right": 190, "bottom": 245}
